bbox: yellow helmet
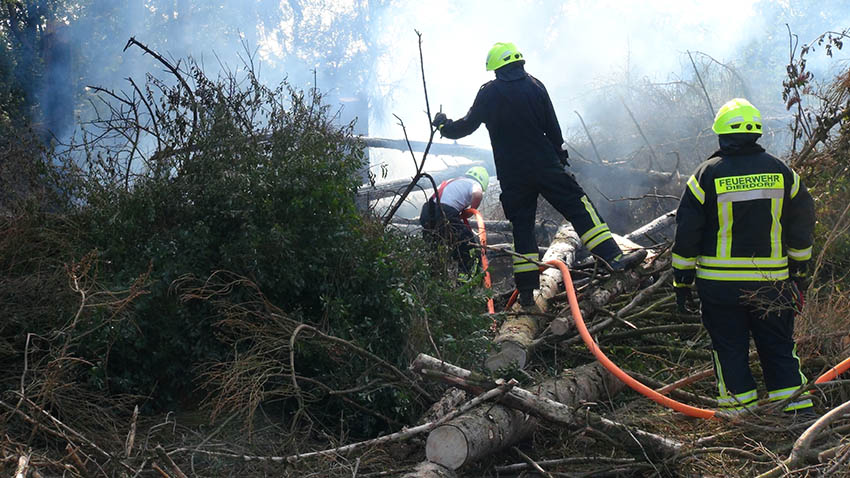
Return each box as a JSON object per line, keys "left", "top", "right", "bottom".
{"left": 712, "top": 98, "right": 762, "bottom": 135}
{"left": 465, "top": 166, "right": 489, "bottom": 191}
{"left": 485, "top": 42, "right": 524, "bottom": 71}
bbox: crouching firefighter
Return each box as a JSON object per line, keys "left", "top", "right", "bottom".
{"left": 672, "top": 98, "right": 816, "bottom": 416}
{"left": 432, "top": 41, "right": 645, "bottom": 312}
{"left": 419, "top": 167, "right": 489, "bottom": 277}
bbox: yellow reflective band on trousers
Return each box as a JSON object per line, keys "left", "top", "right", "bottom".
{"left": 717, "top": 389, "right": 758, "bottom": 410}
{"left": 580, "top": 196, "right": 603, "bottom": 226}
{"left": 512, "top": 252, "right": 539, "bottom": 273}
{"left": 586, "top": 230, "right": 614, "bottom": 251}
{"left": 578, "top": 196, "right": 613, "bottom": 251}
{"left": 769, "top": 385, "right": 813, "bottom": 412}
{"left": 713, "top": 351, "right": 728, "bottom": 399}
{"left": 580, "top": 223, "right": 608, "bottom": 244}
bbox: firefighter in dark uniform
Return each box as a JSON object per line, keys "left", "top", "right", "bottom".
{"left": 432, "top": 42, "right": 645, "bottom": 310}
{"left": 672, "top": 98, "right": 816, "bottom": 415}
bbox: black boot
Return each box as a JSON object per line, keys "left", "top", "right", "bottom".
{"left": 608, "top": 249, "right": 647, "bottom": 271}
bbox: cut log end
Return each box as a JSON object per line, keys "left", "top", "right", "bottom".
{"left": 485, "top": 341, "right": 528, "bottom": 371}
{"left": 426, "top": 424, "right": 469, "bottom": 470}
{"left": 550, "top": 317, "right": 571, "bottom": 336}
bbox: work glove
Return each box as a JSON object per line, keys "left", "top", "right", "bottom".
{"left": 673, "top": 269, "right": 696, "bottom": 314}
{"left": 558, "top": 142, "right": 570, "bottom": 167}
{"left": 432, "top": 112, "right": 448, "bottom": 130}
{"left": 789, "top": 260, "right": 811, "bottom": 294}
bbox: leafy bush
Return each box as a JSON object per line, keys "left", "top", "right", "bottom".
{"left": 17, "top": 46, "right": 492, "bottom": 435}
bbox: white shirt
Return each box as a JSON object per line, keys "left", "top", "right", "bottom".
{"left": 438, "top": 177, "right": 482, "bottom": 212}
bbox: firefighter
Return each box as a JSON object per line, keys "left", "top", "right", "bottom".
{"left": 419, "top": 166, "right": 488, "bottom": 276}
{"left": 672, "top": 98, "right": 816, "bottom": 416}
{"left": 432, "top": 42, "right": 645, "bottom": 310}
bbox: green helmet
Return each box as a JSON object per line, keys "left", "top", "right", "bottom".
{"left": 485, "top": 42, "right": 524, "bottom": 71}
{"left": 465, "top": 166, "right": 489, "bottom": 191}
{"left": 712, "top": 98, "right": 763, "bottom": 135}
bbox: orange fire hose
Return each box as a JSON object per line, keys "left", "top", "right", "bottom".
{"left": 815, "top": 356, "right": 850, "bottom": 384}
{"left": 547, "top": 259, "right": 718, "bottom": 419}
{"left": 464, "top": 208, "right": 495, "bottom": 314}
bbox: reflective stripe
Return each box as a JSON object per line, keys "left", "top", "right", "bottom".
{"left": 696, "top": 268, "right": 789, "bottom": 281}
{"left": 580, "top": 223, "right": 609, "bottom": 244}
{"left": 792, "top": 344, "right": 808, "bottom": 387}
{"left": 698, "top": 256, "right": 788, "bottom": 268}
{"left": 787, "top": 246, "right": 813, "bottom": 261}
{"left": 770, "top": 198, "right": 783, "bottom": 258}
{"left": 713, "top": 351, "right": 728, "bottom": 399}
{"left": 717, "top": 389, "right": 757, "bottom": 407}
{"left": 720, "top": 403, "right": 758, "bottom": 414}
{"left": 791, "top": 170, "right": 801, "bottom": 199}
{"left": 513, "top": 252, "right": 539, "bottom": 273}
{"left": 716, "top": 202, "right": 733, "bottom": 257}
{"left": 687, "top": 175, "right": 705, "bottom": 204}
{"left": 581, "top": 196, "right": 604, "bottom": 226}
{"left": 717, "top": 188, "right": 784, "bottom": 203}
{"left": 768, "top": 385, "right": 803, "bottom": 401}
{"left": 586, "top": 231, "right": 614, "bottom": 251}
{"left": 784, "top": 398, "right": 814, "bottom": 412}
{"left": 672, "top": 253, "right": 697, "bottom": 270}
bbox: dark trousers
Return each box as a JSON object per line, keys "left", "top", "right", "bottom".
{"left": 499, "top": 165, "right": 621, "bottom": 292}
{"left": 699, "top": 291, "right": 806, "bottom": 404}
{"left": 419, "top": 201, "right": 479, "bottom": 274}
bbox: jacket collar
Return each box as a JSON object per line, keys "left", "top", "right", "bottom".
{"left": 710, "top": 133, "right": 765, "bottom": 158}
{"left": 495, "top": 61, "right": 527, "bottom": 81}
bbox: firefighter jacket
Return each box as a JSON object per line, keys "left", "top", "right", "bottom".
{"left": 438, "top": 62, "right": 565, "bottom": 181}
{"left": 672, "top": 135, "right": 815, "bottom": 302}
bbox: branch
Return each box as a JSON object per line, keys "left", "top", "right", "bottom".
{"left": 382, "top": 30, "right": 438, "bottom": 226}
{"left": 686, "top": 50, "right": 714, "bottom": 118}
{"left": 123, "top": 37, "right": 198, "bottom": 144}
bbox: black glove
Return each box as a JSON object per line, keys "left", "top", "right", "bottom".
{"left": 673, "top": 269, "right": 696, "bottom": 314}
{"left": 789, "top": 260, "right": 810, "bottom": 294}
{"left": 675, "top": 285, "right": 696, "bottom": 314}
{"left": 432, "top": 112, "right": 448, "bottom": 129}
{"left": 558, "top": 143, "right": 570, "bottom": 167}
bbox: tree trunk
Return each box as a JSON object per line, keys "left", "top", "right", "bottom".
{"left": 550, "top": 267, "right": 643, "bottom": 336}
{"left": 413, "top": 355, "right": 627, "bottom": 470}
{"left": 624, "top": 209, "right": 677, "bottom": 246}
{"left": 413, "top": 355, "right": 684, "bottom": 466}
{"left": 486, "top": 224, "right": 581, "bottom": 371}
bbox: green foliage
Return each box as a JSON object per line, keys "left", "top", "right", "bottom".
{"left": 27, "top": 50, "right": 492, "bottom": 434}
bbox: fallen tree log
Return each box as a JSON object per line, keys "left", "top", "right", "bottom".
{"left": 485, "top": 224, "right": 581, "bottom": 371}
{"left": 549, "top": 266, "right": 644, "bottom": 336}
{"left": 623, "top": 209, "right": 677, "bottom": 246}
{"left": 412, "top": 354, "right": 685, "bottom": 470}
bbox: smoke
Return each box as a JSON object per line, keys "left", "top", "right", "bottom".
{"left": 22, "top": 0, "right": 850, "bottom": 172}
